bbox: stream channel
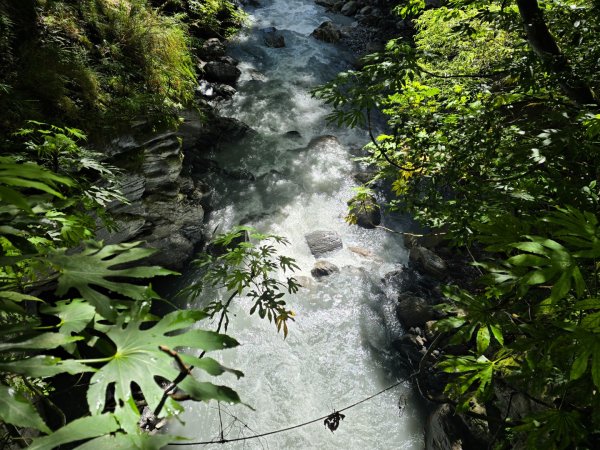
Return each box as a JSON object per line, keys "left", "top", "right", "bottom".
{"left": 167, "top": 0, "right": 424, "bottom": 448}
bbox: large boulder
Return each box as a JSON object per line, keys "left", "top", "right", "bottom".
{"left": 341, "top": 1, "right": 359, "bottom": 16}
{"left": 305, "top": 230, "right": 343, "bottom": 257}
{"left": 203, "top": 61, "right": 241, "bottom": 85}
{"left": 396, "top": 294, "right": 436, "bottom": 328}
{"left": 261, "top": 27, "right": 286, "bottom": 48}
{"left": 410, "top": 246, "right": 448, "bottom": 279}
{"left": 348, "top": 195, "right": 381, "bottom": 229}
{"left": 311, "top": 21, "right": 342, "bottom": 43}
{"left": 311, "top": 260, "right": 340, "bottom": 278}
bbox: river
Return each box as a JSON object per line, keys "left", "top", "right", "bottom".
{"left": 166, "top": 1, "right": 424, "bottom": 448}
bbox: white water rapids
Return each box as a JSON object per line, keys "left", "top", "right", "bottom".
{"left": 166, "top": 1, "right": 424, "bottom": 448}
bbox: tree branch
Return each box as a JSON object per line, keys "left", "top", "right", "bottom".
{"left": 516, "top": 0, "right": 597, "bottom": 106}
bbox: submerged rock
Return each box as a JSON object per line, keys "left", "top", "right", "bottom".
{"left": 261, "top": 27, "right": 286, "bottom": 48}
{"left": 311, "top": 260, "right": 340, "bottom": 278}
{"left": 305, "top": 230, "right": 343, "bottom": 257}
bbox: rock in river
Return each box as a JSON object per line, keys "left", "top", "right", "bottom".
{"left": 305, "top": 230, "right": 343, "bottom": 257}
{"left": 311, "top": 260, "right": 340, "bottom": 278}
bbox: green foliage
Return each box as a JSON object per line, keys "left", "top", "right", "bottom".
{"left": 316, "top": 0, "right": 600, "bottom": 447}
{"left": 0, "top": 0, "right": 243, "bottom": 132}
{"left": 183, "top": 226, "right": 300, "bottom": 337}
{"left": 0, "top": 127, "right": 299, "bottom": 447}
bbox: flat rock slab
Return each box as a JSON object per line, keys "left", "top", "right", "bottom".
{"left": 305, "top": 230, "right": 343, "bottom": 257}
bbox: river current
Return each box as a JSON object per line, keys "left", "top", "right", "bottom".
{"left": 166, "top": 1, "right": 424, "bottom": 448}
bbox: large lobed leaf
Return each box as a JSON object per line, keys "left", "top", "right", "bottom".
{"left": 49, "top": 241, "right": 177, "bottom": 320}
{"left": 87, "top": 309, "right": 242, "bottom": 415}
{"left": 0, "top": 384, "right": 51, "bottom": 434}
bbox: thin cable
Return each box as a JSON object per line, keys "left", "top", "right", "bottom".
{"left": 169, "top": 373, "right": 414, "bottom": 446}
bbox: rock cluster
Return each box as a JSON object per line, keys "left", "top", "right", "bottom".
{"left": 196, "top": 37, "right": 241, "bottom": 103}
{"left": 97, "top": 129, "right": 207, "bottom": 270}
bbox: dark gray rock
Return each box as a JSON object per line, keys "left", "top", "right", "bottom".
{"left": 348, "top": 194, "right": 381, "bottom": 229}
{"left": 305, "top": 230, "right": 343, "bottom": 257}
{"left": 341, "top": 1, "right": 359, "bottom": 15}
{"left": 141, "top": 132, "right": 182, "bottom": 195}
{"left": 311, "top": 260, "right": 340, "bottom": 278}
{"left": 396, "top": 294, "right": 436, "bottom": 328}
{"left": 199, "top": 38, "right": 225, "bottom": 59}
{"left": 218, "top": 55, "right": 238, "bottom": 66}
{"left": 283, "top": 131, "right": 302, "bottom": 140}
{"left": 315, "top": 0, "right": 335, "bottom": 8}
{"left": 311, "top": 21, "right": 342, "bottom": 43}
{"left": 410, "top": 246, "right": 448, "bottom": 279}
{"left": 203, "top": 61, "right": 241, "bottom": 85}
{"left": 261, "top": 27, "right": 286, "bottom": 48}
{"left": 214, "top": 84, "right": 237, "bottom": 99}
{"left": 425, "top": 404, "right": 464, "bottom": 450}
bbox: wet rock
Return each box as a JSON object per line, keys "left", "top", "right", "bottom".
{"left": 396, "top": 294, "right": 436, "bottom": 328}
{"left": 305, "top": 230, "right": 343, "bottom": 257}
{"left": 315, "top": 0, "right": 335, "bottom": 8}
{"left": 199, "top": 38, "right": 225, "bottom": 59}
{"left": 348, "top": 194, "right": 381, "bottom": 229}
{"left": 306, "top": 135, "right": 340, "bottom": 151}
{"left": 425, "top": 404, "right": 464, "bottom": 450}
{"left": 392, "top": 333, "right": 426, "bottom": 362}
{"left": 219, "top": 55, "right": 238, "bottom": 66}
{"left": 261, "top": 27, "right": 286, "bottom": 48}
{"left": 214, "top": 83, "right": 237, "bottom": 99}
{"left": 295, "top": 275, "right": 317, "bottom": 289}
{"left": 203, "top": 61, "right": 241, "bottom": 85}
{"left": 311, "top": 21, "right": 342, "bottom": 43}
{"left": 211, "top": 116, "right": 256, "bottom": 143}
{"left": 311, "top": 260, "right": 340, "bottom": 278}
{"left": 283, "top": 130, "right": 302, "bottom": 140}
{"left": 409, "top": 246, "right": 448, "bottom": 279}
{"left": 225, "top": 168, "right": 256, "bottom": 181}
{"left": 348, "top": 246, "right": 374, "bottom": 258}
{"left": 352, "top": 171, "right": 376, "bottom": 184}
{"left": 341, "top": 1, "right": 359, "bottom": 16}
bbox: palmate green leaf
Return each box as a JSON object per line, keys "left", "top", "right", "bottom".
{"left": 50, "top": 242, "right": 177, "bottom": 320}
{"left": 0, "top": 157, "right": 72, "bottom": 199}
{"left": 40, "top": 299, "right": 95, "bottom": 351}
{"left": 476, "top": 326, "right": 490, "bottom": 354}
{"left": 570, "top": 349, "right": 591, "bottom": 381}
{"left": 28, "top": 414, "right": 120, "bottom": 450}
{"left": 179, "top": 353, "right": 244, "bottom": 379}
{"left": 87, "top": 309, "right": 241, "bottom": 415}
{"left": 0, "top": 356, "right": 94, "bottom": 378}
{"left": 0, "top": 384, "right": 51, "bottom": 434}
{"left": 75, "top": 433, "right": 178, "bottom": 450}
{"left": 0, "top": 333, "right": 82, "bottom": 352}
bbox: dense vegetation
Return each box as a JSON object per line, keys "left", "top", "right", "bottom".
{"left": 0, "top": 1, "right": 301, "bottom": 449}
{"left": 0, "top": 0, "right": 245, "bottom": 134}
{"left": 316, "top": 0, "right": 600, "bottom": 447}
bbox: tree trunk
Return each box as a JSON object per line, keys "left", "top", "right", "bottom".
{"left": 516, "top": 0, "right": 597, "bottom": 106}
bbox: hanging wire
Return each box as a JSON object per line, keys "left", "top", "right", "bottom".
{"left": 169, "top": 373, "right": 415, "bottom": 446}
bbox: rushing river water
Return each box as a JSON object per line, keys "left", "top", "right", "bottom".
{"left": 166, "top": 1, "right": 424, "bottom": 448}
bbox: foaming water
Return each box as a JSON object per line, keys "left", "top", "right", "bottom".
{"left": 166, "top": 1, "right": 424, "bottom": 448}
